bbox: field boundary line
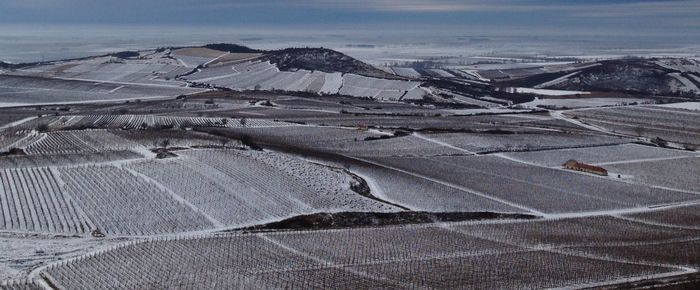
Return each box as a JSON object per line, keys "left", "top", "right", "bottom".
{"left": 412, "top": 132, "right": 478, "bottom": 155}
{"left": 121, "top": 165, "right": 224, "bottom": 228}
{"left": 52, "top": 76, "right": 187, "bottom": 88}
{"left": 594, "top": 155, "right": 699, "bottom": 166}
{"left": 542, "top": 199, "right": 700, "bottom": 219}
{"left": 0, "top": 116, "right": 38, "bottom": 131}
{"left": 492, "top": 151, "right": 700, "bottom": 200}
{"left": 550, "top": 110, "right": 628, "bottom": 137}
{"left": 347, "top": 155, "right": 543, "bottom": 215}
{"left": 49, "top": 167, "right": 96, "bottom": 233}
{"left": 107, "top": 85, "right": 124, "bottom": 93}
{"left": 202, "top": 52, "right": 230, "bottom": 67}
{"left": 445, "top": 224, "right": 698, "bottom": 289}
{"left": 545, "top": 269, "right": 697, "bottom": 290}
{"left": 429, "top": 157, "right": 629, "bottom": 209}
{"left": 258, "top": 234, "right": 420, "bottom": 290}
{"left": 613, "top": 214, "right": 700, "bottom": 231}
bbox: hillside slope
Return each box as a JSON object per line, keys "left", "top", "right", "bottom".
{"left": 547, "top": 58, "right": 700, "bottom": 97}
{"left": 263, "top": 47, "right": 398, "bottom": 79}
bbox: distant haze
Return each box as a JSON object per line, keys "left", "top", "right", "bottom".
{"left": 1, "top": 0, "right": 699, "bottom": 63}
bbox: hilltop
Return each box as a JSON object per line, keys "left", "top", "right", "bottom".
{"left": 264, "top": 47, "right": 398, "bottom": 79}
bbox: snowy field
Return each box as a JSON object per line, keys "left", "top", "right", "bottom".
{"left": 654, "top": 102, "right": 700, "bottom": 111}
{"left": 222, "top": 126, "right": 464, "bottom": 157}
{"left": 567, "top": 106, "right": 700, "bottom": 146}
{"left": 187, "top": 61, "right": 424, "bottom": 100}
{"left": 500, "top": 143, "right": 695, "bottom": 167}
{"left": 128, "top": 149, "right": 399, "bottom": 228}
{"left": 16, "top": 115, "right": 295, "bottom": 132}
{"left": 509, "top": 87, "right": 590, "bottom": 96}
{"left": 2, "top": 46, "right": 700, "bottom": 288}
{"left": 0, "top": 75, "right": 203, "bottom": 106}
{"left": 368, "top": 155, "right": 697, "bottom": 214}
{"left": 350, "top": 164, "right": 526, "bottom": 212}
{"left": 605, "top": 157, "right": 700, "bottom": 193}
{"left": 39, "top": 220, "right": 695, "bottom": 289}
{"left": 521, "top": 97, "right": 649, "bottom": 109}
{"left": 11, "top": 50, "right": 196, "bottom": 86}
{"left": 391, "top": 67, "right": 421, "bottom": 78}
{"left": 420, "top": 131, "right": 629, "bottom": 153}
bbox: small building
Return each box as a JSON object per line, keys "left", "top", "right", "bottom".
{"left": 563, "top": 159, "right": 608, "bottom": 176}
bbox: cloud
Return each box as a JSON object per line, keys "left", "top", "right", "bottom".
{"left": 1, "top": 0, "right": 698, "bottom": 39}
{"left": 297, "top": 0, "right": 700, "bottom": 14}
{"left": 4, "top": 0, "right": 699, "bottom": 15}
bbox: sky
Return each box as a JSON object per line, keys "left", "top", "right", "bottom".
{"left": 1, "top": 0, "right": 699, "bottom": 36}
{"left": 1, "top": 0, "right": 699, "bottom": 62}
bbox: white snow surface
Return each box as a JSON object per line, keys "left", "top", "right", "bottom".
{"left": 654, "top": 102, "right": 700, "bottom": 111}
{"left": 186, "top": 61, "right": 422, "bottom": 98}
{"left": 668, "top": 73, "right": 699, "bottom": 93}
{"left": 391, "top": 67, "right": 421, "bottom": 78}
{"left": 511, "top": 87, "right": 590, "bottom": 96}
{"left": 522, "top": 97, "right": 651, "bottom": 109}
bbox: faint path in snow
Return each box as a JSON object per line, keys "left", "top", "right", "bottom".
{"left": 202, "top": 52, "right": 230, "bottom": 67}
{"left": 0, "top": 116, "right": 38, "bottom": 131}
{"left": 189, "top": 71, "right": 241, "bottom": 83}
{"left": 347, "top": 155, "right": 543, "bottom": 215}
{"left": 541, "top": 199, "right": 700, "bottom": 220}
{"left": 52, "top": 76, "right": 190, "bottom": 89}
{"left": 491, "top": 152, "right": 548, "bottom": 168}
{"left": 594, "top": 155, "right": 700, "bottom": 166}
{"left": 412, "top": 132, "right": 478, "bottom": 155}
{"left": 550, "top": 110, "right": 622, "bottom": 136}
{"left": 613, "top": 214, "right": 700, "bottom": 231}
{"left": 107, "top": 85, "right": 124, "bottom": 93}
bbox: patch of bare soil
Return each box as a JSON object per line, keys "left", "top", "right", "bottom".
{"left": 241, "top": 211, "right": 537, "bottom": 231}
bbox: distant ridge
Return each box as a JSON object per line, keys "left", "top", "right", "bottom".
{"left": 263, "top": 47, "right": 398, "bottom": 79}
{"left": 202, "top": 43, "right": 262, "bottom": 54}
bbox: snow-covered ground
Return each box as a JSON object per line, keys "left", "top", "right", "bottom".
{"left": 668, "top": 73, "right": 699, "bottom": 93}
{"left": 654, "top": 102, "right": 700, "bottom": 111}
{"left": 508, "top": 87, "right": 590, "bottom": 96}
{"left": 391, "top": 67, "right": 421, "bottom": 78}
{"left": 426, "top": 69, "right": 455, "bottom": 78}
{"left": 654, "top": 59, "right": 700, "bottom": 73}
{"left": 0, "top": 234, "right": 125, "bottom": 280}
{"left": 521, "top": 97, "right": 651, "bottom": 109}
{"left": 187, "top": 60, "right": 424, "bottom": 100}
{"left": 534, "top": 71, "right": 581, "bottom": 89}
{"left": 0, "top": 102, "right": 30, "bottom": 108}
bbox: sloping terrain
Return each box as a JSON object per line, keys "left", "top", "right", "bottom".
{"left": 2, "top": 48, "right": 700, "bottom": 289}
{"left": 497, "top": 58, "right": 700, "bottom": 98}
{"left": 264, "top": 47, "right": 396, "bottom": 79}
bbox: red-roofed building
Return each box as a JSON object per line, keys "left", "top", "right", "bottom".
{"left": 563, "top": 159, "right": 608, "bottom": 176}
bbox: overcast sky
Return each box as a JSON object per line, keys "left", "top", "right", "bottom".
{"left": 1, "top": 0, "right": 699, "bottom": 63}
{"left": 1, "top": 0, "right": 699, "bottom": 37}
